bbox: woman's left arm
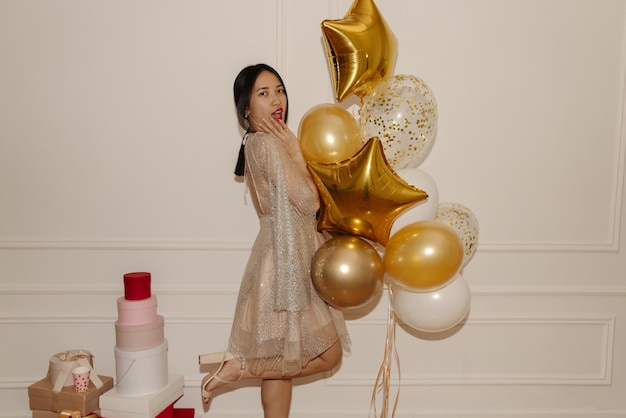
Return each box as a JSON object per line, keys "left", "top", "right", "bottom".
{"left": 259, "top": 117, "right": 320, "bottom": 210}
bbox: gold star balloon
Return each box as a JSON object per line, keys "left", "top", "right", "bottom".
{"left": 308, "top": 137, "right": 428, "bottom": 246}
{"left": 321, "top": 0, "right": 398, "bottom": 102}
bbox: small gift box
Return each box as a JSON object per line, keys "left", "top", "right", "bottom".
{"left": 123, "top": 272, "right": 151, "bottom": 300}
{"left": 32, "top": 409, "right": 101, "bottom": 418}
{"left": 28, "top": 375, "right": 113, "bottom": 416}
{"left": 47, "top": 350, "right": 103, "bottom": 393}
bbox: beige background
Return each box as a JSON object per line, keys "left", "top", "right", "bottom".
{"left": 1, "top": 0, "right": 625, "bottom": 417}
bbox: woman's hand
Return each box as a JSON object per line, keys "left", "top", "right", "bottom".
{"left": 259, "top": 118, "right": 305, "bottom": 162}
{"left": 260, "top": 117, "right": 297, "bottom": 146}
{"left": 259, "top": 117, "right": 314, "bottom": 184}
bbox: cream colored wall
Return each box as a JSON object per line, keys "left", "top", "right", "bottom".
{"left": 1, "top": 0, "right": 625, "bottom": 417}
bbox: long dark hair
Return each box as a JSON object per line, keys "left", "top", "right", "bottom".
{"left": 233, "top": 64, "right": 289, "bottom": 176}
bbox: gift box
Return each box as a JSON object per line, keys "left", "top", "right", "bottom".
{"left": 116, "top": 295, "right": 158, "bottom": 326}
{"left": 32, "top": 409, "right": 101, "bottom": 418}
{"left": 155, "top": 403, "right": 173, "bottom": 418}
{"left": 47, "top": 350, "right": 104, "bottom": 392}
{"left": 114, "top": 339, "right": 169, "bottom": 396}
{"left": 124, "top": 272, "right": 152, "bottom": 300}
{"left": 28, "top": 375, "right": 113, "bottom": 416}
{"left": 100, "top": 374, "right": 183, "bottom": 418}
{"left": 172, "top": 408, "right": 194, "bottom": 418}
{"left": 115, "top": 316, "right": 165, "bottom": 352}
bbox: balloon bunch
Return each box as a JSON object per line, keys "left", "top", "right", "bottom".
{"left": 302, "top": 1, "right": 479, "bottom": 416}
{"left": 301, "top": 0, "right": 479, "bottom": 334}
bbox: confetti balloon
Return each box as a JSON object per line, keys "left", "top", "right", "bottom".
{"left": 311, "top": 235, "right": 384, "bottom": 309}
{"left": 360, "top": 74, "right": 438, "bottom": 170}
{"left": 435, "top": 202, "right": 479, "bottom": 267}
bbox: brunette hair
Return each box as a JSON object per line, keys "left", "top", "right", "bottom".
{"left": 233, "top": 64, "right": 289, "bottom": 176}
{"left": 233, "top": 63, "right": 289, "bottom": 130}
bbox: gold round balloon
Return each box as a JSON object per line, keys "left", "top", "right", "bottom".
{"left": 383, "top": 221, "right": 464, "bottom": 292}
{"left": 298, "top": 103, "right": 363, "bottom": 163}
{"left": 311, "top": 235, "right": 384, "bottom": 309}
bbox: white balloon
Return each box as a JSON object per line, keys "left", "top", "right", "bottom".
{"left": 391, "top": 274, "right": 471, "bottom": 333}
{"left": 390, "top": 168, "right": 439, "bottom": 236}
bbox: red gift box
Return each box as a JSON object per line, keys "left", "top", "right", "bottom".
{"left": 123, "top": 272, "right": 151, "bottom": 300}
{"left": 155, "top": 403, "right": 173, "bottom": 418}
{"left": 173, "top": 408, "right": 194, "bottom": 418}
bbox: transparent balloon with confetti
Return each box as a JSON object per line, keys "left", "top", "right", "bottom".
{"left": 360, "top": 74, "right": 438, "bottom": 170}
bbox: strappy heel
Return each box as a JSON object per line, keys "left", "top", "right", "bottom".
{"left": 199, "top": 352, "right": 246, "bottom": 407}
{"left": 199, "top": 351, "right": 234, "bottom": 365}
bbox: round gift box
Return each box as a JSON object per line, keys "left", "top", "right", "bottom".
{"left": 48, "top": 349, "right": 93, "bottom": 387}
{"left": 116, "top": 295, "right": 158, "bottom": 326}
{"left": 114, "top": 339, "right": 168, "bottom": 396}
{"left": 123, "top": 272, "right": 151, "bottom": 300}
{"left": 115, "top": 315, "right": 164, "bottom": 351}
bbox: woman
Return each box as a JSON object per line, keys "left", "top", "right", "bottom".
{"left": 199, "top": 64, "right": 350, "bottom": 417}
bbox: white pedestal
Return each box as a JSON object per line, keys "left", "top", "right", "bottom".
{"left": 100, "top": 374, "right": 184, "bottom": 418}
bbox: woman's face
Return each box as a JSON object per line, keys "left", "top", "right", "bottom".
{"left": 247, "top": 70, "right": 287, "bottom": 132}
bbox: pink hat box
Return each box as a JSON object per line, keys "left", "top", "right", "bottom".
{"left": 123, "top": 272, "right": 151, "bottom": 300}
{"left": 114, "top": 339, "right": 169, "bottom": 396}
{"left": 115, "top": 315, "right": 164, "bottom": 351}
{"left": 116, "top": 295, "right": 158, "bottom": 326}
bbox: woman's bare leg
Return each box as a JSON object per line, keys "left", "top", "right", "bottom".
{"left": 203, "top": 341, "right": 342, "bottom": 394}
{"left": 261, "top": 379, "right": 292, "bottom": 418}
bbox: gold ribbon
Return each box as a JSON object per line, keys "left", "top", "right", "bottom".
{"left": 57, "top": 409, "right": 99, "bottom": 418}
{"left": 58, "top": 411, "right": 81, "bottom": 418}
{"left": 369, "top": 286, "right": 400, "bottom": 418}
{"left": 57, "top": 349, "right": 91, "bottom": 362}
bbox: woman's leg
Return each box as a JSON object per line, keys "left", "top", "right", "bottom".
{"left": 261, "top": 379, "right": 292, "bottom": 418}
{"left": 203, "top": 341, "right": 342, "bottom": 394}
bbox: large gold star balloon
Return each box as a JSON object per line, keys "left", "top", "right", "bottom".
{"left": 308, "top": 137, "right": 428, "bottom": 246}
{"left": 321, "top": 0, "right": 398, "bottom": 102}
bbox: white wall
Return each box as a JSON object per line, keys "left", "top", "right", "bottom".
{"left": 1, "top": 0, "right": 625, "bottom": 417}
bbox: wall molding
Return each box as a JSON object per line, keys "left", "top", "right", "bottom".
{"left": 0, "top": 237, "right": 621, "bottom": 252}
{"left": 0, "top": 313, "right": 614, "bottom": 387}
{"left": 0, "top": 238, "right": 252, "bottom": 251}
{"left": 333, "top": 315, "right": 615, "bottom": 387}
{"left": 3, "top": 284, "right": 626, "bottom": 297}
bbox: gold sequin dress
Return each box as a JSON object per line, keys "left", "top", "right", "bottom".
{"left": 227, "top": 132, "right": 351, "bottom": 376}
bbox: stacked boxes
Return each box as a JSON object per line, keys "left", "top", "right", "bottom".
{"left": 28, "top": 350, "right": 113, "bottom": 417}
{"left": 100, "top": 272, "right": 184, "bottom": 418}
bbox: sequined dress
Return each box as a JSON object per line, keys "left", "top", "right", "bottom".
{"left": 227, "top": 132, "right": 351, "bottom": 376}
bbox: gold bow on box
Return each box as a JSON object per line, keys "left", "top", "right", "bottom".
{"left": 48, "top": 349, "right": 103, "bottom": 393}
{"left": 58, "top": 411, "right": 81, "bottom": 418}
{"left": 58, "top": 410, "right": 99, "bottom": 418}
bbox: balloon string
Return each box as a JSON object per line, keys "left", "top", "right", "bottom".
{"left": 369, "top": 286, "right": 400, "bottom": 418}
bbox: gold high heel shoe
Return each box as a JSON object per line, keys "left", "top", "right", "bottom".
{"left": 199, "top": 352, "right": 246, "bottom": 406}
